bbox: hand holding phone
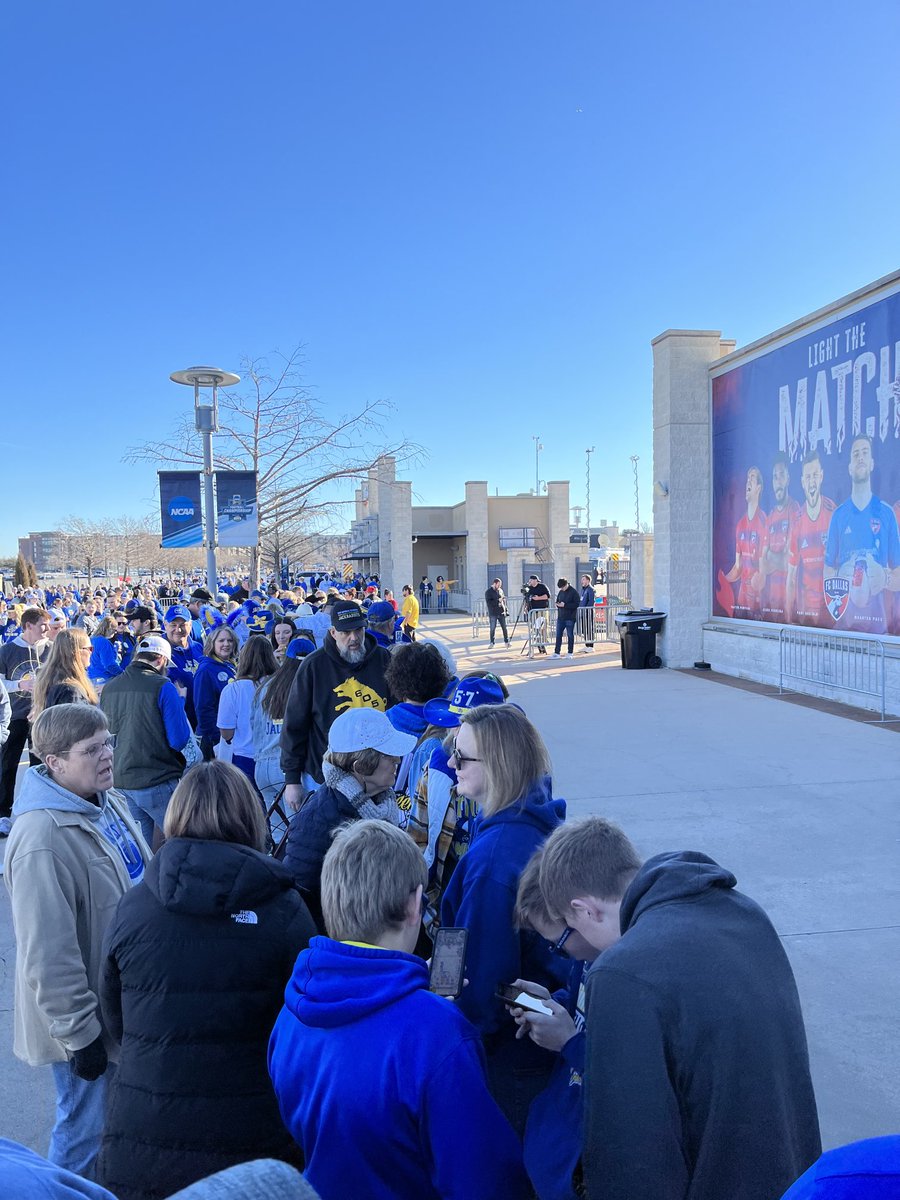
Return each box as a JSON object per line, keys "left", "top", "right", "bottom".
{"left": 495, "top": 984, "right": 553, "bottom": 1016}
{"left": 429, "top": 927, "right": 468, "bottom": 998}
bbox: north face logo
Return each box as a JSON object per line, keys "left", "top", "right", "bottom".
{"left": 230, "top": 910, "right": 258, "bottom": 925}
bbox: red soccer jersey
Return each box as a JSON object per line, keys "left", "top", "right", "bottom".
{"left": 735, "top": 509, "right": 767, "bottom": 613}
{"left": 762, "top": 500, "right": 800, "bottom": 618}
{"left": 789, "top": 497, "right": 835, "bottom": 621}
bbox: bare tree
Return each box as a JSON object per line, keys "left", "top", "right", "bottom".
{"left": 125, "top": 345, "right": 422, "bottom": 583}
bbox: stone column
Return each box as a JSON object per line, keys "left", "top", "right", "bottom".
{"left": 652, "top": 330, "right": 733, "bottom": 667}
{"left": 375, "top": 457, "right": 396, "bottom": 586}
{"left": 464, "top": 482, "right": 489, "bottom": 606}
{"left": 628, "top": 534, "right": 654, "bottom": 608}
{"left": 390, "top": 481, "right": 413, "bottom": 596}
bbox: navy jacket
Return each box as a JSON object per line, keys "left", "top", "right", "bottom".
{"left": 583, "top": 852, "right": 821, "bottom": 1200}
{"left": 192, "top": 656, "right": 236, "bottom": 741}
{"left": 282, "top": 782, "right": 358, "bottom": 931}
{"left": 440, "top": 777, "right": 566, "bottom": 1041}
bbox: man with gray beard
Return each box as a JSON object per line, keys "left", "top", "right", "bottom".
{"left": 280, "top": 600, "right": 395, "bottom": 804}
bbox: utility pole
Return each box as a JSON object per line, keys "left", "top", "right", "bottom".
{"left": 532, "top": 435, "right": 543, "bottom": 495}
{"left": 630, "top": 455, "right": 640, "bottom": 531}
{"left": 585, "top": 446, "right": 595, "bottom": 550}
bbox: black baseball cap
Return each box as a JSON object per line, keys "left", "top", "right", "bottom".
{"left": 189, "top": 588, "right": 212, "bottom": 603}
{"left": 331, "top": 600, "right": 367, "bottom": 631}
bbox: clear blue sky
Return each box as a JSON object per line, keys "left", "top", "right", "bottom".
{"left": 2, "top": 0, "right": 898, "bottom": 555}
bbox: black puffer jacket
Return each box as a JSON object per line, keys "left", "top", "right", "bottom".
{"left": 98, "top": 838, "right": 316, "bottom": 1200}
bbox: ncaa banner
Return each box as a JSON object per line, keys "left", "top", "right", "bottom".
{"left": 216, "top": 470, "right": 259, "bottom": 547}
{"left": 711, "top": 280, "right": 900, "bottom": 637}
{"left": 159, "top": 472, "right": 203, "bottom": 548}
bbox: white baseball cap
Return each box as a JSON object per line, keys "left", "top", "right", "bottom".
{"left": 327, "top": 708, "right": 417, "bottom": 756}
{"left": 137, "top": 634, "right": 173, "bottom": 663}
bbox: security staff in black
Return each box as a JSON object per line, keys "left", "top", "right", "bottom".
{"left": 524, "top": 575, "right": 551, "bottom": 654}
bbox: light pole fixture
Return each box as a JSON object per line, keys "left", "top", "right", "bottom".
{"left": 585, "top": 446, "right": 595, "bottom": 552}
{"left": 169, "top": 366, "right": 240, "bottom": 589}
{"left": 532, "top": 435, "right": 543, "bottom": 495}
{"left": 630, "top": 454, "right": 640, "bottom": 532}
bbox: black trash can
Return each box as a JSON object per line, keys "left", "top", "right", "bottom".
{"left": 614, "top": 609, "right": 667, "bottom": 669}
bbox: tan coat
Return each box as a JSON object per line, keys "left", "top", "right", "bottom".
{"left": 4, "top": 777, "right": 151, "bottom": 1066}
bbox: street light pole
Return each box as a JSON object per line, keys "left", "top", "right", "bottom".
{"left": 630, "top": 454, "right": 640, "bottom": 531}
{"left": 170, "top": 366, "right": 240, "bottom": 590}
{"left": 532, "top": 435, "right": 543, "bottom": 495}
{"left": 585, "top": 446, "right": 595, "bottom": 551}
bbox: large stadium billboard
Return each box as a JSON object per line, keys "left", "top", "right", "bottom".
{"left": 711, "top": 275, "right": 900, "bottom": 637}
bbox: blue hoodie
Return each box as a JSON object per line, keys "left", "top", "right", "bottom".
{"left": 440, "top": 777, "right": 566, "bottom": 1039}
{"left": 0, "top": 1138, "right": 117, "bottom": 1199}
{"left": 779, "top": 1137, "right": 900, "bottom": 1199}
{"left": 268, "top": 937, "right": 528, "bottom": 1200}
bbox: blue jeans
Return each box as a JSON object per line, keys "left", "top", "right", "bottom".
{"left": 121, "top": 778, "right": 178, "bottom": 844}
{"left": 49, "top": 1060, "right": 116, "bottom": 1180}
{"left": 555, "top": 617, "right": 576, "bottom": 654}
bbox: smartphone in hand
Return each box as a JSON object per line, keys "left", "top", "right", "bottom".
{"left": 496, "top": 984, "right": 553, "bottom": 1016}
{"left": 428, "top": 927, "right": 467, "bottom": 998}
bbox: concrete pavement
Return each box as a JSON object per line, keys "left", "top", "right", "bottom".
{"left": 1, "top": 612, "right": 897, "bottom": 1154}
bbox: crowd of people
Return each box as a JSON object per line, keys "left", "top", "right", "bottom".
{"left": 0, "top": 569, "right": 895, "bottom": 1200}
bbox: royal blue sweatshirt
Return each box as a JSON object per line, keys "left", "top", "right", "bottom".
{"left": 192, "top": 656, "right": 236, "bottom": 741}
{"left": 268, "top": 937, "right": 528, "bottom": 1200}
{"left": 440, "top": 778, "right": 566, "bottom": 1039}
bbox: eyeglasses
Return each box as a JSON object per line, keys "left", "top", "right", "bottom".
{"left": 60, "top": 735, "right": 116, "bottom": 760}
{"left": 449, "top": 739, "right": 482, "bottom": 765}
{"left": 79, "top": 645, "right": 93, "bottom": 653}
{"left": 548, "top": 926, "right": 574, "bottom": 957}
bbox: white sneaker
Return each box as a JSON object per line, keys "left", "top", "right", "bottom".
{"left": 552, "top": 652, "right": 561, "bottom": 657}
{"left": 0, "top": 816, "right": 12, "bottom": 837}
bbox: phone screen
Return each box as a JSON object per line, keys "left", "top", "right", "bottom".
{"left": 429, "top": 927, "right": 468, "bottom": 997}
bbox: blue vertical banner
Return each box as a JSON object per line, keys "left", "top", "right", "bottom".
{"left": 215, "top": 470, "right": 259, "bottom": 546}
{"left": 159, "top": 471, "right": 203, "bottom": 548}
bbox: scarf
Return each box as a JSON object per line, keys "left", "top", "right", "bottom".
{"left": 321, "top": 759, "right": 401, "bottom": 826}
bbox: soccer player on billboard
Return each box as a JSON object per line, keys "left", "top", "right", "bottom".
{"left": 786, "top": 450, "right": 834, "bottom": 627}
{"left": 823, "top": 435, "right": 900, "bottom": 634}
{"left": 721, "top": 467, "right": 766, "bottom": 620}
{"left": 758, "top": 455, "right": 800, "bottom": 622}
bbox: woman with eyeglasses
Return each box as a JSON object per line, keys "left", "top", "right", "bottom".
{"left": 98, "top": 761, "right": 315, "bottom": 1200}
{"left": 4, "top": 704, "right": 150, "bottom": 1180}
{"left": 282, "top": 707, "right": 417, "bottom": 931}
{"left": 30, "top": 628, "right": 99, "bottom": 722}
{"left": 439, "top": 703, "right": 566, "bottom": 1136}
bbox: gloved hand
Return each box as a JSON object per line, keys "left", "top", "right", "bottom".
{"left": 70, "top": 1035, "right": 108, "bottom": 1081}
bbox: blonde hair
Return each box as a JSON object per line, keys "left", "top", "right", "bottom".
{"left": 202, "top": 626, "right": 238, "bottom": 661}
{"left": 459, "top": 704, "right": 550, "bottom": 816}
{"left": 514, "top": 846, "right": 554, "bottom": 931}
{"left": 164, "top": 761, "right": 266, "bottom": 851}
{"left": 321, "top": 820, "right": 426, "bottom": 943}
{"left": 539, "top": 817, "right": 641, "bottom": 922}
{"left": 31, "top": 628, "right": 98, "bottom": 719}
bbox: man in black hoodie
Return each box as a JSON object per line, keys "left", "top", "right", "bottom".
{"left": 553, "top": 578, "right": 581, "bottom": 657}
{"left": 280, "top": 600, "right": 394, "bottom": 808}
{"left": 540, "top": 817, "right": 821, "bottom": 1200}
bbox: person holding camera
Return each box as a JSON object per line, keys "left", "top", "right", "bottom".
{"left": 524, "top": 575, "right": 550, "bottom": 655}
{"left": 484, "top": 579, "right": 511, "bottom": 648}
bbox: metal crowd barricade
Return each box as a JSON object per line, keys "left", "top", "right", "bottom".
{"left": 778, "top": 626, "right": 886, "bottom": 720}
{"left": 526, "top": 607, "right": 550, "bottom": 657}
{"left": 448, "top": 589, "right": 471, "bottom": 613}
{"left": 575, "top": 606, "right": 598, "bottom": 648}
{"left": 471, "top": 598, "right": 487, "bottom": 636}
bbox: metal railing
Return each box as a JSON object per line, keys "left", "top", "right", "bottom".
{"left": 447, "top": 590, "right": 471, "bottom": 612}
{"left": 778, "top": 626, "right": 886, "bottom": 720}
{"left": 471, "top": 599, "right": 487, "bottom": 635}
